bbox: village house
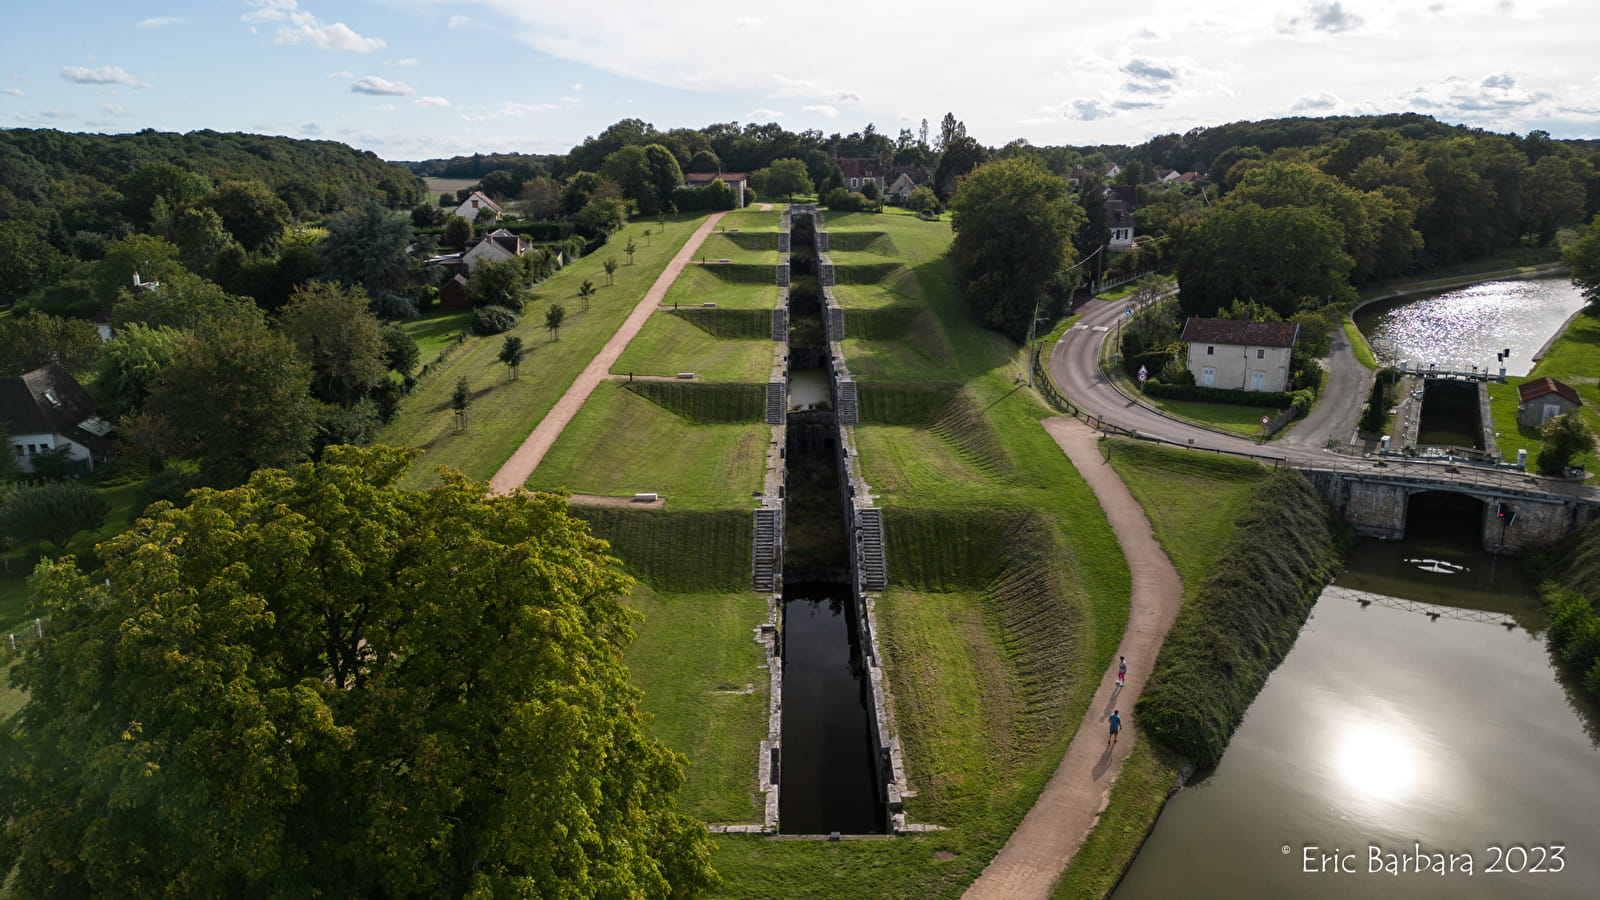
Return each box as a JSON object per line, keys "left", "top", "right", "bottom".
{"left": 453, "top": 190, "right": 501, "bottom": 222}
{"left": 1180, "top": 318, "right": 1299, "bottom": 392}
{"left": 682, "top": 171, "right": 748, "bottom": 207}
{"left": 836, "top": 157, "right": 886, "bottom": 193}
{"left": 886, "top": 172, "right": 918, "bottom": 202}
{"left": 1517, "top": 376, "right": 1583, "bottom": 427}
{"left": 462, "top": 228, "right": 533, "bottom": 269}
{"left": 1106, "top": 185, "right": 1137, "bottom": 251}
{"left": 1, "top": 363, "right": 114, "bottom": 476}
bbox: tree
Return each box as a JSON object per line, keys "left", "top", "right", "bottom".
{"left": 146, "top": 316, "right": 317, "bottom": 485}
{"left": 0, "top": 312, "right": 102, "bottom": 377}
{"left": 576, "top": 197, "right": 630, "bottom": 239}
{"left": 604, "top": 256, "right": 619, "bottom": 285}
{"left": 112, "top": 270, "right": 264, "bottom": 331}
{"left": 577, "top": 279, "right": 596, "bottom": 312}
{"left": 442, "top": 214, "right": 473, "bottom": 248}
{"left": 321, "top": 199, "right": 416, "bottom": 318}
{"left": 499, "top": 334, "right": 525, "bottom": 379}
{"left": 465, "top": 258, "right": 526, "bottom": 312}
{"left": 545, "top": 302, "right": 566, "bottom": 340}
{"left": 1176, "top": 203, "right": 1356, "bottom": 318}
{"left": 948, "top": 156, "right": 1085, "bottom": 341}
{"left": 625, "top": 237, "right": 638, "bottom": 264}
{"left": 3, "top": 446, "right": 718, "bottom": 898}
{"left": 1537, "top": 413, "right": 1596, "bottom": 476}
{"left": 452, "top": 376, "right": 470, "bottom": 428}
{"left": 934, "top": 134, "right": 988, "bottom": 200}
{"left": 906, "top": 186, "right": 939, "bottom": 214}
{"left": 95, "top": 323, "right": 185, "bottom": 418}
{"left": 1564, "top": 213, "right": 1600, "bottom": 315}
{"left": 380, "top": 323, "right": 419, "bottom": 377}
{"left": 0, "top": 480, "right": 108, "bottom": 552}
{"left": 518, "top": 176, "right": 562, "bottom": 219}
{"left": 92, "top": 233, "right": 185, "bottom": 303}
{"left": 276, "top": 282, "right": 389, "bottom": 407}
{"left": 757, "top": 158, "right": 813, "bottom": 201}
{"left": 205, "top": 179, "right": 292, "bottom": 253}
{"left": 0, "top": 220, "right": 69, "bottom": 306}
{"left": 172, "top": 206, "right": 241, "bottom": 276}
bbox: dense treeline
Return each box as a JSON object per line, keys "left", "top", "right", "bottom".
{"left": 1136, "top": 469, "right": 1349, "bottom": 768}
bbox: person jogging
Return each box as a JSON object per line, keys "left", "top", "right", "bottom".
{"left": 1108, "top": 710, "right": 1121, "bottom": 744}
{"left": 1117, "top": 656, "right": 1127, "bottom": 687}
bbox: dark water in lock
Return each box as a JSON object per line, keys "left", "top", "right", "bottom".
{"left": 779, "top": 582, "right": 884, "bottom": 834}
{"left": 1113, "top": 501, "right": 1600, "bottom": 899}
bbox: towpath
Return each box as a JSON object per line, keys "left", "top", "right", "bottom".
{"left": 489, "top": 212, "right": 728, "bottom": 494}
{"left": 963, "top": 417, "right": 1182, "bottom": 900}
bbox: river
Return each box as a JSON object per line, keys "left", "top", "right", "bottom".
{"left": 1112, "top": 502, "right": 1600, "bottom": 898}
{"left": 1353, "top": 277, "right": 1586, "bottom": 376}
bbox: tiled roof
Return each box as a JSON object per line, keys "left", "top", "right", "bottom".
{"left": 1180, "top": 317, "right": 1300, "bottom": 348}
{"left": 684, "top": 172, "right": 747, "bottom": 185}
{"left": 836, "top": 157, "right": 884, "bottom": 179}
{"left": 0, "top": 363, "right": 110, "bottom": 449}
{"left": 1517, "top": 376, "right": 1581, "bottom": 406}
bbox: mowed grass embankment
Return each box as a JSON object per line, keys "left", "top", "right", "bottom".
{"left": 623, "top": 583, "right": 769, "bottom": 825}
{"left": 661, "top": 264, "right": 782, "bottom": 310}
{"left": 378, "top": 216, "right": 710, "bottom": 488}
{"left": 525, "top": 380, "right": 767, "bottom": 508}
{"left": 610, "top": 311, "right": 774, "bottom": 381}
{"left": 701, "top": 209, "right": 1132, "bottom": 898}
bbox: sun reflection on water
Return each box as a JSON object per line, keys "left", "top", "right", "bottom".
{"left": 1336, "top": 722, "right": 1419, "bottom": 801}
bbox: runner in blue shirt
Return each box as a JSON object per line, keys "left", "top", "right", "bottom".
{"left": 1109, "top": 710, "right": 1121, "bottom": 744}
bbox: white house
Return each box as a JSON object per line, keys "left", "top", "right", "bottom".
{"left": 1106, "top": 185, "right": 1136, "bottom": 251}
{"left": 886, "top": 173, "right": 918, "bottom": 202}
{"left": 837, "top": 157, "right": 886, "bottom": 193}
{"left": 1180, "top": 318, "right": 1299, "bottom": 392}
{"left": 1, "top": 363, "right": 113, "bottom": 476}
{"left": 453, "top": 190, "right": 502, "bottom": 223}
{"left": 683, "top": 171, "right": 748, "bottom": 207}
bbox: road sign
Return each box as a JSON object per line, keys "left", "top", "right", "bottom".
{"left": 1124, "top": 308, "right": 1134, "bottom": 317}
{"left": 1137, "top": 366, "right": 1148, "bottom": 382}
{"left": 1260, "top": 415, "right": 1270, "bottom": 425}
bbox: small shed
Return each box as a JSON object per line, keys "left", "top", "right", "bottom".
{"left": 1516, "top": 377, "right": 1582, "bottom": 426}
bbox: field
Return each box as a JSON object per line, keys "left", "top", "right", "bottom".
{"left": 423, "top": 176, "right": 480, "bottom": 198}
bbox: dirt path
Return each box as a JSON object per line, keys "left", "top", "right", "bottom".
{"left": 963, "top": 417, "right": 1183, "bottom": 900}
{"left": 488, "top": 213, "right": 729, "bottom": 494}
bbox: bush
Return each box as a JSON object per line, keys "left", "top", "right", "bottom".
{"left": 1143, "top": 381, "right": 1295, "bottom": 409}
{"left": 471, "top": 305, "right": 520, "bottom": 335}
{"left": 1358, "top": 367, "right": 1398, "bottom": 434}
{"left": 823, "top": 187, "right": 863, "bottom": 211}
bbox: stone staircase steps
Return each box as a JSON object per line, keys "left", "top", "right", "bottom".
{"left": 856, "top": 507, "right": 886, "bottom": 590}
{"left": 753, "top": 507, "right": 782, "bottom": 592}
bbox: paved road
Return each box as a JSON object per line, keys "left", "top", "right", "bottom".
{"left": 1047, "top": 297, "right": 1600, "bottom": 504}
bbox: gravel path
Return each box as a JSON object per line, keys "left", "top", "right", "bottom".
{"left": 488, "top": 213, "right": 729, "bottom": 494}
{"left": 963, "top": 417, "right": 1182, "bottom": 900}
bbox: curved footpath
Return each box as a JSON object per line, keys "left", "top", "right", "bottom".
{"left": 964, "top": 417, "right": 1182, "bottom": 900}
{"left": 489, "top": 212, "right": 728, "bottom": 494}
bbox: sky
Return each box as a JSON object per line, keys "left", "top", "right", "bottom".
{"left": 3, "top": 0, "right": 1598, "bottom": 163}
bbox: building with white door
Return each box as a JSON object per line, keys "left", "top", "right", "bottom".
{"left": 1180, "top": 317, "right": 1299, "bottom": 392}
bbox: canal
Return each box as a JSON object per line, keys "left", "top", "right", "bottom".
{"left": 1112, "top": 504, "right": 1600, "bottom": 898}
{"left": 1354, "top": 277, "right": 1586, "bottom": 375}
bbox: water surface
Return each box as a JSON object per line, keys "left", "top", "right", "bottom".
{"left": 1355, "top": 278, "right": 1586, "bottom": 376}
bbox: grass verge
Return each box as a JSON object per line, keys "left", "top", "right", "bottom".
{"left": 1343, "top": 317, "right": 1378, "bottom": 369}
{"left": 1049, "top": 737, "right": 1182, "bottom": 899}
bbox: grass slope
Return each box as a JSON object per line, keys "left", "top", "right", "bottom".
{"left": 378, "top": 216, "right": 709, "bottom": 488}
{"left": 610, "top": 312, "right": 772, "bottom": 381}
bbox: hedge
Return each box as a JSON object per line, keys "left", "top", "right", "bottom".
{"left": 1533, "top": 517, "right": 1600, "bottom": 700}
{"left": 1143, "top": 381, "right": 1295, "bottom": 409}
{"left": 1135, "top": 469, "right": 1349, "bottom": 768}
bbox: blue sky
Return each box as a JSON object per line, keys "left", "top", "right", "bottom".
{"left": 3, "top": 1, "right": 1597, "bottom": 162}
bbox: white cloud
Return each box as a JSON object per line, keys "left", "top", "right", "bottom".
{"left": 389, "top": 58, "right": 420, "bottom": 67}
{"left": 414, "top": 96, "right": 452, "bottom": 107}
{"left": 243, "top": 0, "right": 386, "bottom": 53}
{"left": 802, "top": 104, "right": 839, "bottom": 118}
{"left": 100, "top": 103, "right": 129, "bottom": 116}
{"left": 1291, "top": 91, "right": 1342, "bottom": 111}
{"left": 61, "top": 65, "right": 149, "bottom": 88}
{"left": 447, "top": 15, "right": 476, "bottom": 28}
{"left": 1, "top": 88, "right": 23, "bottom": 97}
{"left": 571, "top": 83, "right": 583, "bottom": 92}
{"left": 747, "top": 108, "right": 783, "bottom": 120}
{"left": 350, "top": 76, "right": 414, "bottom": 96}
{"left": 559, "top": 96, "right": 581, "bottom": 105}
{"left": 301, "top": 121, "right": 322, "bottom": 135}
{"left": 459, "top": 101, "right": 558, "bottom": 122}
{"left": 327, "top": 71, "right": 353, "bottom": 79}
{"left": 137, "top": 16, "right": 185, "bottom": 28}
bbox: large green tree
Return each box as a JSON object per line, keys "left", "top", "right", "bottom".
{"left": 755, "top": 158, "right": 813, "bottom": 201}
{"left": 145, "top": 316, "right": 317, "bottom": 485}
{"left": 1566, "top": 213, "right": 1600, "bottom": 314}
{"left": 320, "top": 199, "right": 416, "bottom": 318}
{"left": 94, "top": 323, "right": 185, "bottom": 418}
{"left": 948, "top": 156, "right": 1084, "bottom": 341}
{"left": 0, "top": 480, "right": 108, "bottom": 552}
{"left": 1177, "top": 202, "right": 1356, "bottom": 318}
{"left": 206, "top": 179, "right": 292, "bottom": 253}
{"left": 0, "top": 312, "right": 102, "bottom": 376}
{"left": 2, "top": 446, "right": 718, "bottom": 898}
{"left": 275, "top": 282, "right": 389, "bottom": 407}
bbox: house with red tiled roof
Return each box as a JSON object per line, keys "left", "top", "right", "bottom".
{"left": 1516, "top": 377, "right": 1583, "bottom": 427}
{"left": 836, "top": 157, "right": 885, "bottom": 193}
{"left": 1180, "top": 317, "right": 1299, "bottom": 392}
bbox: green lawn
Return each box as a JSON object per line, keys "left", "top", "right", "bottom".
{"left": 378, "top": 216, "right": 712, "bottom": 487}
{"left": 1343, "top": 316, "right": 1378, "bottom": 369}
{"left": 525, "top": 380, "right": 767, "bottom": 508}
{"left": 610, "top": 312, "right": 773, "bottom": 381}
{"left": 1142, "top": 396, "right": 1279, "bottom": 438}
{"left": 402, "top": 309, "right": 472, "bottom": 368}
{"left": 660, "top": 265, "right": 782, "bottom": 310}
{"left": 624, "top": 584, "right": 769, "bottom": 824}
